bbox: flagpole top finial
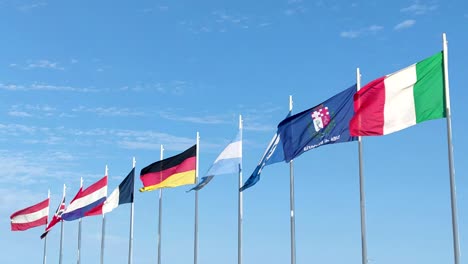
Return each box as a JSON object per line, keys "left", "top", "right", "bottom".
{"left": 289, "top": 95, "right": 293, "bottom": 111}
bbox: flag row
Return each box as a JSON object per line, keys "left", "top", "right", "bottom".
{"left": 10, "top": 50, "right": 447, "bottom": 233}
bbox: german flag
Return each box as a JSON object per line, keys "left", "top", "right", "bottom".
{"left": 140, "top": 145, "right": 197, "bottom": 192}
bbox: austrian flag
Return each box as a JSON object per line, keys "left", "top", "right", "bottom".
{"left": 10, "top": 198, "right": 50, "bottom": 231}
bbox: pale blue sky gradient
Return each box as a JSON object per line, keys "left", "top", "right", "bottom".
{"left": 1, "top": 1, "right": 468, "bottom": 264}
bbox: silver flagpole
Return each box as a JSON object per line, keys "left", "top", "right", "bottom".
{"left": 238, "top": 115, "right": 243, "bottom": 264}
{"left": 288, "top": 95, "right": 296, "bottom": 264}
{"left": 356, "top": 68, "right": 368, "bottom": 264}
{"left": 100, "top": 165, "right": 108, "bottom": 264}
{"left": 43, "top": 189, "right": 50, "bottom": 264}
{"left": 443, "top": 33, "right": 460, "bottom": 264}
{"left": 128, "top": 157, "right": 136, "bottom": 264}
{"left": 59, "top": 184, "right": 66, "bottom": 264}
{"left": 43, "top": 229, "right": 48, "bottom": 264}
{"left": 158, "top": 146, "right": 164, "bottom": 264}
{"left": 77, "top": 177, "right": 83, "bottom": 264}
{"left": 194, "top": 132, "right": 200, "bottom": 264}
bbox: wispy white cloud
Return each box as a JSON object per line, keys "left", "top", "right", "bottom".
{"left": 8, "top": 104, "right": 56, "bottom": 118}
{"left": 340, "top": 25, "right": 384, "bottom": 39}
{"left": 285, "top": 0, "right": 307, "bottom": 16}
{"left": 10, "top": 59, "right": 64, "bottom": 70}
{"left": 243, "top": 121, "right": 276, "bottom": 132}
{"left": 8, "top": 111, "right": 32, "bottom": 117}
{"left": 120, "top": 81, "right": 186, "bottom": 95}
{"left": 0, "top": 150, "right": 80, "bottom": 186}
{"left": 0, "top": 83, "right": 98, "bottom": 92}
{"left": 139, "top": 5, "right": 169, "bottom": 14}
{"left": 158, "top": 111, "right": 231, "bottom": 125}
{"left": 115, "top": 131, "right": 199, "bottom": 151}
{"left": 340, "top": 30, "right": 360, "bottom": 39}
{"left": 394, "top": 19, "right": 416, "bottom": 30}
{"left": 72, "top": 106, "right": 144, "bottom": 117}
{"left": 181, "top": 10, "right": 270, "bottom": 34}
{"left": 158, "top": 6, "right": 169, "bottom": 11}
{"left": 0, "top": 122, "right": 206, "bottom": 151}
{"left": 18, "top": 2, "right": 47, "bottom": 12}
{"left": 258, "top": 22, "right": 272, "bottom": 27}
{"left": 0, "top": 188, "right": 46, "bottom": 214}
{"left": 401, "top": 1, "right": 438, "bottom": 15}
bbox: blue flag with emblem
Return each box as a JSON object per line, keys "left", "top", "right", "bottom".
{"left": 277, "top": 84, "right": 358, "bottom": 162}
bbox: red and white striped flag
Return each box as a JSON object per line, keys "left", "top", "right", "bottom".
{"left": 10, "top": 198, "right": 50, "bottom": 231}
{"left": 41, "top": 196, "right": 66, "bottom": 239}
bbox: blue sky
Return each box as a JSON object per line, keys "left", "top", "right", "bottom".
{"left": 1, "top": 0, "right": 468, "bottom": 263}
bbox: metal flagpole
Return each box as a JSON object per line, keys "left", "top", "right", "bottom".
{"left": 194, "top": 132, "right": 200, "bottom": 264}
{"left": 158, "top": 146, "right": 164, "bottom": 264}
{"left": 59, "top": 184, "right": 66, "bottom": 264}
{"left": 77, "top": 177, "right": 83, "bottom": 264}
{"left": 288, "top": 95, "right": 296, "bottom": 264}
{"left": 238, "top": 115, "right": 243, "bottom": 264}
{"left": 43, "top": 189, "right": 50, "bottom": 264}
{"left": 100, "top": 165, "right": 108, "bottom": 264}
{"left": 128, "top": 157, "right": 136, "bottom": 264}
{"left": 356, "top": 68, "right": 368, "bottom": 264}
{"left": 443, "top": 33, "right": 460, "bottom": 264}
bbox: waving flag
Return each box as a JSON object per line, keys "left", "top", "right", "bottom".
{"left": 190, "top": 131, "right": 241, "bottom": 191}
{"left": 10, "top": 198, "right": 50, "bottom": 231}
{"left": 62, "top": 176, "right": 108, "bottom": 221}
{"left": 278, "top": 85, "right": 358, "bottom": 162}
{"left": 240, "top": 113, "right": 289, "bottom": 191}
{"left": 350, "top": 52, "right": 445, "bottom": 136}
{"left": 41, "top": 195, "right": 66, "bottom": 239}
{"left": 103, "top": 168, "right": 135, "bottom": 214}
{"left": 140, "top": 145, "right": 197, "bottom": 192}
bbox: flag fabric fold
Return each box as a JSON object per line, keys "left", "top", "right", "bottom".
{"left": 350, "top": 52, "right": 445, "bottom": 136}
{"left": 41, "top": 195, "right": 66, "bottom": 239}
{"left": 278, "top": 85, "right": 358, "bottom": 162}
{"left": 190, "top": 132, "right": 241, "bottom": 191}
{"left": 140, "top": 144, "right": 197, "bottom": 192}
{"left": 10, "top": 198, "right": 50, "bottom": 231}
{"left": 61, "top": 176, "right": 108, "bottom": 221}
{"left": 240, "top": 113, "right": 289, "bottom": 191}
{"left": 103, "top": 168, "right": 135, "bottom": 214}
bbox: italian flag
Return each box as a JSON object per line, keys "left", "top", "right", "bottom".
{"left": 350, "top": 52, "right": 446, "bottom": 136}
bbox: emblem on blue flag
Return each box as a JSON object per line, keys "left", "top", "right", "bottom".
{"left": 311, "top": 105, "right": 330, "bottom": 131}
{"left": 277, "top": 85, "right": 358, "bottom": 162}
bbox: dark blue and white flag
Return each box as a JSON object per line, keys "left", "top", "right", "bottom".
{"left": 277, "top": 85, "right": 357, "bottom": 162}
{"left": 102, "top": 168, "right": 135, "bottom": 214}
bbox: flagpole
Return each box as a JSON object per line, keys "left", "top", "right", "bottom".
{"left": 443, "top": 33, "right": 460, "bottom": 264}
{"left": 158, "top": 146, "right": 164, "bottom": 264}
{"left": 100, "top": 165, "right": 108, "bottom": 264}
{"left": 194, "top": 132, "right": 200, "bottom": 264}
{"left": 357, "top": 68, "right": 368, "bottom": 264}
{"left": 288, "top": 95, "right": 296, "bottom": 264}
{"left": 238, "top": 115, "right": 243, "bottom": 264}
{"left": 128, "top": 157, "right": 136, "bottom": 264}
{"left": 43, "top": 189, "right": 50, "bottom": 264}
{"left": 59, "top": 184, "right": 66, "bottom": 264}
{"left": 77, "top": 177, "right": 83, "bottom": 264}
